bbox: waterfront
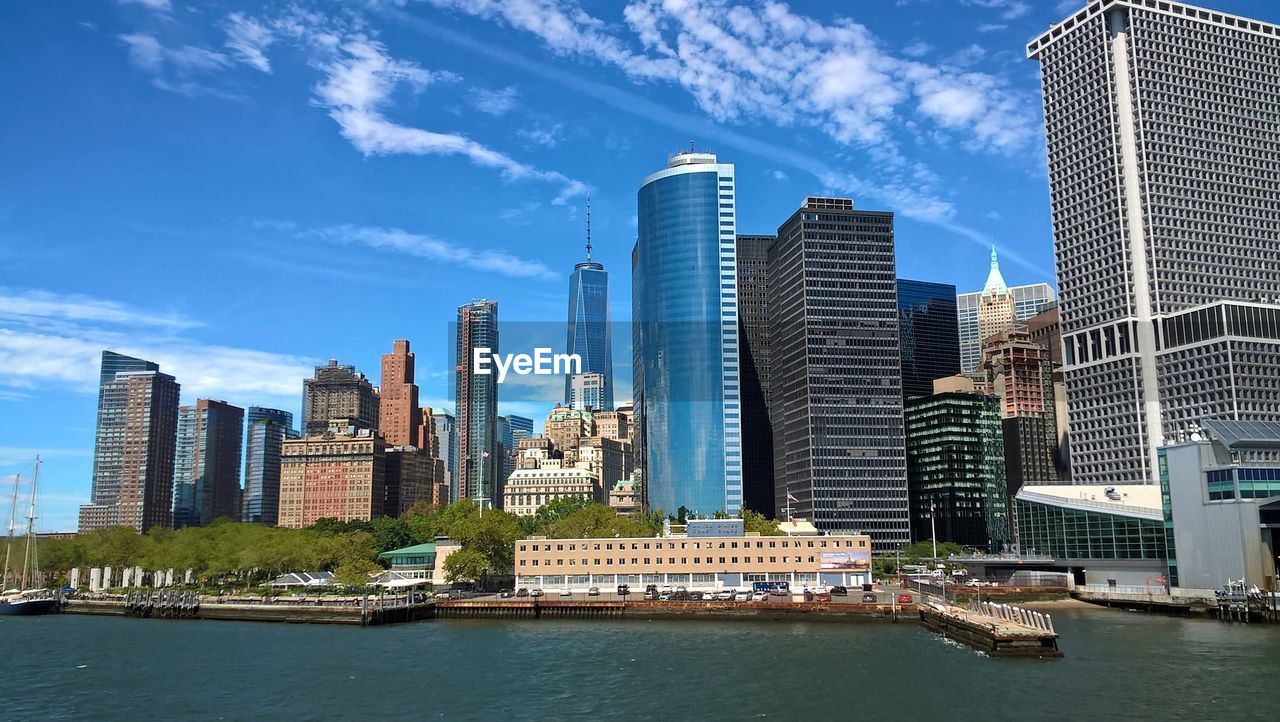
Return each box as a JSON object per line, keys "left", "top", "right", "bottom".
{"left": 4, "top": 608, "right": 1278, "bottom": 720}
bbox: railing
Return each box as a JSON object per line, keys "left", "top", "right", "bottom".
{"left": 1016, "top": 489, "right": 1162, "bottom": 520}
{"left": 968, "top": 599, "right": 1056, "bottom": 634}
{"left": 1078, "top": 583, "right": 1165, "bottom": 595}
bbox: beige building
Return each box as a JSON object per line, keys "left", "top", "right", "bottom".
{"left": 608, "top": 477, "right": 640, "bottom": 514}
{"left": 594, "top": 410, "right": 630, "bottom": 443}
{"left": 514, "top": 532, "right": 872, "bottom": 592}
{"left": 279, "top": 422, "right": 385, "bottom": 528}
{"left": 576, "top": 436, "right": 630, "bottom": 490}
{"left": 544, "top": 407, "right": 594, "bottom": 463}
{"left": 503, "top": 467, "right": 602, "bottom": 516}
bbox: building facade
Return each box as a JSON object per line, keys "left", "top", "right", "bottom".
{"left": 905, "top": 392, "right": 1009, "bottom": 550}
{"left": 1029, "top": 0, "right": 1280, "bottom": 485}
{"left": 769, "top": 197, "right": 909, "bottom": 549}
{"left": 502, "top": 467, "right": 603, "bottom": 517}
{"left": 431, "top": 410, "right": 458, "bottom": 503}
{"left": 633, "top": 151, "right": 742, "bottom": 516}
{"left": 564, "top": 214, "right": 614, "bottom": 410}
{"left": 80, "top": 358, "right": 180, "bottom": 533}
{"left": 242, "top": 406, "right": 296, "bottom": 525}
{"left": 278, "top": 424, "right": 386, "bottom": 528}
{"left": 302, "top": 359, "right": 379, "bottom": 435}
{"left": 898, "top": 279, "right": 961, "bottom": 400}
{"left": 594, "top": 410, "right": 630, "bottom": 443}
{"left": 568, "top": 372, "right": 608, "bottom": 412}
{"left": 456, "top": 300, "right": 500, "bottom": 506}
{"left": 544, "top": 407, "right": 594, "bottom": 464}
{"left": 172, "top": 399, "right": 244, "bottom": 527}
{"left": 379, "top": 339, "right": 420, "bottom": 448}
{"left": 737, "top": 233, "right": 776, "bottom": 517}
{"left": 384, "top": 446, "right": 437, "bottom": 517}
{"left": 957, "top": 276, "right": 1055, "bottom": 373}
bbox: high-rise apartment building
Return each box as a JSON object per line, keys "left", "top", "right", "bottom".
{"left": 80, "top": 353, "right": 180, "bottom": 533}
{"left": 431, "top": 410, "right": 458, "bottom": 502}
{"left": 302, "top": 359, "right": 379, "bottom": 435}
{"left": 737, "top": 233, "right": 776, "bottom": 517}
{"left": 172, "top": 399, "right": 244, "bottom": 527}
{"left": 456, "top": 300, "right": 500, "bottom": 505}
{"left": 898, "top": 279, "right": 961, "bottom": 400}
{"left": 384, "top": 446, "right": 437, "bottom": 516}
{"left": 242, "top": 406, "right": 296, "bottom": 525}
{"left": 633, "top": 150, "right": 742, "bottom": 516}
{"left": 565, "top": 201, "right": 614, "bottom": 411}
{"left": 905, "top": 392, "right": 1009, "bottom": 550}
{"left": 568, "top": 372, "right": 607, "bottom": 411}
{"left": 768, "top": 197, "right": 909, "bottom": 548}
{"left": 379, "top": 339, "right": 420, "bottom": 447}
{"left": 957, "top": 253, "right": 1055, "bottom": 372}
{"left": 278, "top": 422, "right": 386, "bottom": 528}
{"left": 1029, "top": 0, "right": 1280, "bottom": 484}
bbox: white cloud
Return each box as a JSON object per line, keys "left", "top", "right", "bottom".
{"left": 312, "top": 37, "right": 587, "bottom": 204}
{"left": 771, "top": 169, "right": 787, "bottom": 180}
{"left": 960, "top": 0, "right": 1030, "bottom": 20}
{"left": 468, "top": 85, "right": 519, "bottom": 116}
{"left": 0, "top": 288, "right": 201, "bottom": 332}
{"left": 0, "top": 447, "right": 92, "bottom": 469}
{"left": 902, "top": 39, "right": 932, "bottom": 57}
{"left": 224, "top": 12, "right": 275, "bottom": 72}
{"left": 117, "top": 0, "right": 171, "bottom": 11}
{"left": 516, "top": 123, "right": 565, "bottom": 147}
{"left": 118, "top": 33, "right": 243, "bottom": 100}
{"left": 303, "top": 223, "right": 559, "bottom": 281}
{"left": 977, "top": 23, "right": 1008, "bottom": 33}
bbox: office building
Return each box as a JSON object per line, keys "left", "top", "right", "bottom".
{"left": 633, "top": 150, "right": 742, "bottom": 516}
{"left": 769, "top": 197, "right": 908, "bottom": 549}
{"left": 503, "top": 467, "right": 603, "bottom": 517}
{"left": 957, "top": 258, "right": 1055, "bottom": 373}
{"left": 544, "top": 406, "right": 594, "bottom": 464}
{"left": 576, "top": 436, "right": 630, "bottom": 491}
{"left": 278, "top": 421, "right": 386, "bottom": 528}
{"left": 594, "top": 410, "right": 630, "bottom": 443}
{"left": 242, "top": 407, "right": 297, "bottom": 525}
{"left": 898, "top": 279, "right": 961, "bottom": 400}
{"left": 456, "top": 299, "right": 500, "bottom": 505}
{"left": 905, "top": 392, "right": 1009, "bottom": 550}
{"left": 565, "top": 200, "right": 614, "bottom": 410}
{"left": 737, "top": 233, "right": 776, "bottom": 517}
{"left": 172, "top": 399, "right": 244, "bottom": 527}
{"left": 1029, "top": 0, "right": 1280, "bottom": 485}
{"left": 981, "top": 329, "right": 1061, "bottom": 491}
{"left": 568, "top": 372, "right": 608, "bottom": 411}
{"left": 385, "top": 446, "right": 437, "bottom": 516}
{"left": 609, "top": 475, "right": 641, "bottom": 515}
{"left": 431, "top": 410, "right": 458, "bottom": 503}
{"left": 379, "top": 339, "right": 420, "bottom": 447}
{"left": 80, "top": 353, "right": 180, "bottom": 533}
{"left": 302, "top": 359, "right": 379, "bottom": 435}
{"left": 514, "top": 531, "right": 872, "bottom": 593}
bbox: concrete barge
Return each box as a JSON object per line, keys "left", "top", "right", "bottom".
{"left": 919, "top": 601, "right": 1062, "bottom": 658}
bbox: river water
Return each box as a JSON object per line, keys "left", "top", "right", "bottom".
{"left": 4, "top": 607, "right": 1277, "bottom": 720}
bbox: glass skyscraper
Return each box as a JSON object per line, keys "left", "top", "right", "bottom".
{"left": 736, "top": 234, "right": 776, "bottom": 517}
{"left": 431, "top": 411, "right": 458, "bottom": 503}
{"left": 172, "top": 399, "right": 244, "bottom": 528}
{"left": 897, "top": 279, "right": 961, "bottom": 400}
{"left": 242, "top": 406, "right": 296, "bottom": 525}
{"left": 633, "top": 151, "right": 742, "bottom": 516}
{"left": 565, "top": 226, "right": 613, "bottom": 411}
{"left": 456, "top": 299, "right": 500, "bottom": 505}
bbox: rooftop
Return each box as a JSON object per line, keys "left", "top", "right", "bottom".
{"left": 1016, "top": 484, "right": 1162, "bottom": 519}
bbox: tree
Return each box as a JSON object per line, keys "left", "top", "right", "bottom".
{"left": 334, "top": 558, "right": 379, "bottom": 588}
{"left": 443, "top": 548, "right": 489, "bottom": 584}
{"left": 450, "top": 510, "right": 522, "bottom": 575}
{"left": 528, "top": 497, "right": 593, "bottom": 534}
{"left": 738, "top": 509, "right": 782, "bottom": 536}
{"left": 371, "top": 516, "right": 412, "bottom": 553}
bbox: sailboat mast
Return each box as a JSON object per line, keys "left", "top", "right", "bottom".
{"left": 20, "top": 456, "right": 40, "bottom": 591}
{"left": 3, "top": 472, "right": 20, "bottom": 590}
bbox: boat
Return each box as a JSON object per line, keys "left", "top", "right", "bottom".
{"left": 1, "top": 456, "right": 62, "bottom": 616}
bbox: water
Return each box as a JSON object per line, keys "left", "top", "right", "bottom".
{"left": 4, "top": 607, "right": 1277, "bottom": 720}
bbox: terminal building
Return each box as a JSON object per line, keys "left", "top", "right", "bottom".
{"left": 514, "top": 519, "right": 871, "bottom": 593}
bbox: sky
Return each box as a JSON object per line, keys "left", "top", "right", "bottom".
{"left": 2, "top": 0, "right": 1273, "bottom": 530}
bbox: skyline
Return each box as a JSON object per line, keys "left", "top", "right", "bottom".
{"left": 4, "top": 0, "right": 1277, "bottom": 530}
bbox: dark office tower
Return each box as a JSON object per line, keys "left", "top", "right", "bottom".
{"left": 898, "top": 279, "right": 961, "bottom": 400}
{"left": 1029, "top": 1, "right": 1280, "bottom": 485}
{"left": 905, "top": 392, "right": 1009, "bottom": 550}
{"left": 242, "top": 407, "right": 296, "bottom": 525}
{"left": 172, "top": 399, "right": 245, "bottom": 527}
{"left": 634, "top": 151, "right": 742, "bottom": 516}
{"left": 768, "top": 197, "right": 909, "bottom": 549}
{"left": 456, "top": 299, "right": 500, "bottom": 505}
{"left": 79, "top": 359, "right": 180, "bottom": 533}
{"left": 380, "top": 339, "right": 420, "bottom": 448}
{"left": 737, "top": 234, "right": 776, "bottom": 516}
{"left": 302, "top": 359, "right": 379, "bottom": 435}
{"left": 565, "top": 198, "right": 614, "bottom": 410}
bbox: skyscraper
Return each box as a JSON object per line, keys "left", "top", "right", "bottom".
{"left": 769, "top": 197, "right": 909, "bottom": 549}
{"left": 431, "top": 410, "right": 458, "bottom": 503}
{"left": 568, "top": 372, "right": 607, "bottom": 411}
{"left": 80, "top": 353, "right": 180, "bottom": 533}
{"left": 957, "top": 251, "right": 1055, "bottom": 372}
{"left": 379, "top": 339, "right": 420, "bottom": 448}
{"left": 302, "top": 359, "right": 379, "bottom": 435}
{"left": 279, "top": 422, "right": 385, "bottom": 528}
{"left": 172, "top": 399, "right": 244, "bottom": 527}
{"left": 1029, "top": 0, "right": 1280, "bottom": 484}
{"left": 242, "top": 406, "right": 296, "bottom": 525}
{"left": 633, "top": 150, "right": 742, "bottom": 516}
{"left": 897, "top": 279, "right": 961, "bottom": 400}
{"left": 736, "top": 233, "right": 776, "bottom": 516}
{"left": 456, "top": 299, "right": 500, "bottom": 505}
{"left": 565, "top": 199, "right": 614, "bottom": 410}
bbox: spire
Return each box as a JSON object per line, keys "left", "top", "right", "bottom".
{"left": 983, "top": 244, "right": 1009, "bottom": 295}
{"left": 585, "top": 193, "right": 593, "bottom": 262}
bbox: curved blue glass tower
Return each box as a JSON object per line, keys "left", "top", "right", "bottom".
{"left": 633, "top": 151, "right": 741, "bottom": 516}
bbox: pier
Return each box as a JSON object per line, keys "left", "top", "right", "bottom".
{"left": 64, "top": 594, "right": 436, "bottom": 626}
{"left": 918, "top": 600, "right": 1062, "bottom": 658}
{"left": 434, "top": 598, "right": 914, "bottom": 621}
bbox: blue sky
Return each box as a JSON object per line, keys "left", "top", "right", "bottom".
{"left": 2, "top": 0, "right": 1272, "bottom": 529}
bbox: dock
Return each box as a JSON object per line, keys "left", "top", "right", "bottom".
{"left": 433, "top": 598, "right": 915, "bottom": 621}
{"left": 64, "top": 593, "right": 436, "bottom": 626}
{"left": 918, "top": 600, "right": 1062, "bottom": 658}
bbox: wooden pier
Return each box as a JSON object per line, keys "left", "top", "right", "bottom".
{"left": 919, "top": 601, "right": 1062, "bottom": 658}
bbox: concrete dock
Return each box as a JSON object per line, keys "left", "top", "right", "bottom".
{"left": 64, "top": 594, "right": 435, "bottom": 626}
{"left": 919, "top": 600, "right": 1062, "bottom": 658}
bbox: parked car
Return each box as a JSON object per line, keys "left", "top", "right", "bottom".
{"left": 645, "top": 584, "right": 658, "bottom": 594}
{"left": 673, "top": 591, "right": 689, "bottom": 601}
{"left": 658, "top": 591, "right": 672, "bottom": 601}
{"left": 689, "top": 591, "right": 704, "bottom": 601}
{"left": 751, "top": 591, "right": 769, "bottom": 602}
{"left": 813, "top": 592, "right": 832, "bottom": 602}
{"left": 516, "top": 588, "right": 530, "bottom": 598}
{"left": 770, "top": 588, "right": 789, "bottom": 597}
{"left": 716, "top": 590, "right": 735, "bottom": 601}
{"left": 644, "top": 590, "right": 659, "bottom": 600}
{"left": 499, "top": 589, "right": 513, "bottom": 598}
{"left": 588, "top": 586, "right": 601, "bottom": 596}
{"left": 675, "top": 585, "right": 688, "bottom": 593}
{"left": 617, "top": 584, "right": 630, "bottom": 596}
{"left": 830, "top": 586, "right": 848, "bottom": 596}
{"left": 861, "top": 592, "right": 878, "bottom": 603}
{"left": 560, "top": 588, "right": 573, "bottom": 597}
{"left": 448, "top": 589, "right": 465, "bottom": 600}
{"left": 530, "top": 588, "right": 544, "bottom": 598}
{"left": 965, "top": 578, "right": 986, "bottom": 587}
{"left": 433, "top": 591, "right": 451, "bottom": 600}
{"left": 896, "top": 593, "right": 913, "bottom": 604}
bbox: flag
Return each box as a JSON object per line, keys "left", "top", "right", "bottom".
{"left": 482, "top": 451, "right": 490, "bottom": 458}
{"left": 786, "top": 492, "right": 798, "bottom": 503}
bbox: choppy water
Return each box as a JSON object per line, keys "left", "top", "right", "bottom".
{"left": 4, "top": 607, "right": 1277, "bottom": 720}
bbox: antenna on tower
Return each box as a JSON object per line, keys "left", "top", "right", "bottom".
{"left": 585, "top": 193, "right": 593, "bottom": 262}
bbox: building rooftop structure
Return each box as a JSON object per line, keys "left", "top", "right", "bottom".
{"left": 1015, "top": 484, "right": 1162, "bottom": 518}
